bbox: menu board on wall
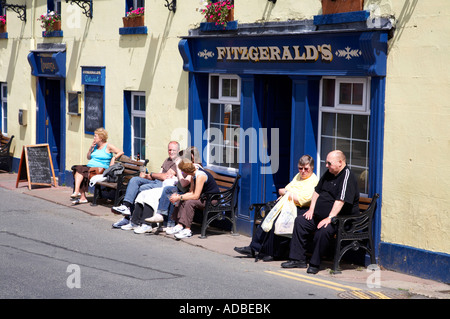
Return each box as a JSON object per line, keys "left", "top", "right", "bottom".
{"left": 84, "top": 89, "right": 104, "bottom": 134}
{"left": 81, "top": 66, "right": 106, "bottom": 134}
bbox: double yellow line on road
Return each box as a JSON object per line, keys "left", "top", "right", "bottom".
{"left": 265, "top": 270, "right": 391, "bottom": 299}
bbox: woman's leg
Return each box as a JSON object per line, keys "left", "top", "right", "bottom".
{"left": 74, "top": 172, "right": 88, "bottom": 201}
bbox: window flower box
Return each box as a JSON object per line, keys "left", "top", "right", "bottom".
{"left": 119, "top": 7, "right": 147, "bottom": 35}
{"left": 122, "top": 15, "right": 145, "bottom": 28}
{"left": 0, "top": 15, "right": 6, "bottom": 34}
{"left": 38, "top": 11, "right": 62, "bottom": 37}
{"left": 199, "top": 1, "right": 237, "bottom": 31}
{"left": 321, "top": 0, "right": 364, "bottom": 15}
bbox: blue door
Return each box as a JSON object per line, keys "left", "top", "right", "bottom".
{"left": 38, "top": 78, "right": 63, "bottom": 177}
{"left": 257, "top": 75, "right": 292, "bottom": 202}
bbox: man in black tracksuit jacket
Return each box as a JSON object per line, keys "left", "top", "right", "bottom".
{"left": 281, "top": 150, "right": 359, "bottom": 274}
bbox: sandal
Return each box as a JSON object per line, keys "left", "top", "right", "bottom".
{"left": 71, "top": 198, "right": 88, "bottom": 205}
{"left": 70, "top": 192, "right": 81, "bottom": 198}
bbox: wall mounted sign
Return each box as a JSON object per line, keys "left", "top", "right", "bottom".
{"left": 27, "top": 51, "right": 66, "bottom": 78}
{"left": 179, "top": 31, "right": 388, "bottom": 76}
{"left": 81, "top": 66, "right": 106, "bottom": 86}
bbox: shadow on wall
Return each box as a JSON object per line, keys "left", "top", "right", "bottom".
{"left": 388, "top": 0, "right": 418, "bottom": 54}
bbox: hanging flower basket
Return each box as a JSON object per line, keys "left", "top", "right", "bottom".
{"left": 123, "top": 7, "right": 145, "bottom": 28}
{"left": 322, "top": 0, "right": 364, "bottom": 15}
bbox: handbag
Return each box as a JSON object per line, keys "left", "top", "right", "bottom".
{"left": 274, "top": 198, "right": 297, "bottom": 238}
{"left": 88, "top": 167, "right": 105, "bottom": 180}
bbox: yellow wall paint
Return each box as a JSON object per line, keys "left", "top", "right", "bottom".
{"left": 383, "top": 0, "right": 450, "bottom": 254}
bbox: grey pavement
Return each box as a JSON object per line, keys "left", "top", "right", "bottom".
{"left": 1, "top": 171, "right": 449, "bottom": 299}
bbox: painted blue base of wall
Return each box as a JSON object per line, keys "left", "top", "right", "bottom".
{"left": 0, "top": 32, "right": 8, "bottom": 39}
{"left": 379, "top": 242, "right": 450, "bottom": 283}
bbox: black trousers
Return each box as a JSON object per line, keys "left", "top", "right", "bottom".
{"left": 289, "top": 213, "right": 337, "bottom": 267}
{"left": 250, "top": 207, "right": 307, "bottom": 259}
{"left": 131, "top": 203, "right": 154, "bottom": 225}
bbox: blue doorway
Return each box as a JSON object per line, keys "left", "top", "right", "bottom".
{"left": 256, "top": 75, "right": 292, "bottom": 203}
{"left": 37, "top": 77, "right": 66, "bottom": 181}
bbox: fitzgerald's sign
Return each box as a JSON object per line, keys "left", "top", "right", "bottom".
{"left": 180, "top": 31, "right": 388, "bottom": 76}
{"left": 215, "top": 44, "right": 334, "bottom": 63}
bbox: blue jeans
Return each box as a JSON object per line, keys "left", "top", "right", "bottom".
{"left": 123, "top": 176, "right": 163, "bottom": 205}
{"left": 157, "top": 185, "right": 181, "bottom": 227}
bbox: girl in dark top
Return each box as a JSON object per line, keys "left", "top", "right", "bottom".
{"left": 166, "top": 158, "right": 219, "bottom": 239}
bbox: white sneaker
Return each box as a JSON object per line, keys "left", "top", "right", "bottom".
{"left": 175, "top": 228, "right": 192, "bottom": 239}
{"left": 134, "top": 224, "right": 153, "bottom": 234}
{"left": 165, "top": 224, "right": 183, "bottom": 235}
{"left": 144, "top": 213, "right": 164, "bottom": 223}
{"left": 112, "top": 204, "right": 131, "bottom": 216}
{"left": 121, "top": 222, "right": 138, "bottom": 230}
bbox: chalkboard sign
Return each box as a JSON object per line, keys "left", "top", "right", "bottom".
{"left": 68, "top": 91, "right": 80, "bottom": 115}
{"left": 16, "top": 144, "right": 56, "bottom": 190}
{"left": 84, "top": 88, "right": 104, "bottom": 134}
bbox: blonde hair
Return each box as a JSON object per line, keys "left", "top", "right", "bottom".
{"left": 95, "top": 127, "right": 108, "bottom": 142}
{"left": 178, "top": 158, "right": 196, "bottom": 174}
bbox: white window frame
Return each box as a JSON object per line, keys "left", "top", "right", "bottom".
{"left": 53, "top": 0, "right": 62, "bottom": 14}
{"left": 207, "top": 74, "right": 241, "bottom": 174}
{"left": 1, "top": 83, "right": 7, "bottom": 135}
{"left": 133, "top": 0, "right": 145, "bottom": 9}
{"left": 318, "top": 77, "right": 371, "bottom": 195}
{"left": 131, "top": 91, "right": 146, "bottom": 160}
{"left": 320, "top": 77, "right": 370, "bottom": 114}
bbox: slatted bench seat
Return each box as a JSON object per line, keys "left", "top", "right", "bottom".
{"left": 91, "top": 155, "right": 149, "bottom": 207}
{"left": 196, "top": 169, "right": 241, "bottom": 238}
{"left": 250, "top": 194, "right": 379, "bottom": 271}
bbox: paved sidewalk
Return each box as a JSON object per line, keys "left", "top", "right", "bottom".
{"left": 1, "top": 171, "right": 449, "bottom": 299}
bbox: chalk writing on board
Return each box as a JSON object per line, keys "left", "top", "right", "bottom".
{"left": 16, "top": 144, "right": 56, "bottom": 190}
{"left": 26, "top": 146, "right": 52, "bottom": 184}
{"left": 84, "top": 90, "right": 103, "bottom": 133}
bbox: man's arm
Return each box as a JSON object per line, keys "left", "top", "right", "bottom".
{"left": 317, "top": 200, "right": 345, "bottom": 229}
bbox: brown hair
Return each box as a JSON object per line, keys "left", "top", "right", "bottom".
{"left": 178, "top": 158, "right": 196, "bottom": 174}
{"left": 298, "top": 154, "right": 314, "bottom": 170}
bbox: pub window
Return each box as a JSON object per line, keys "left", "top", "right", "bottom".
{"left": 126, "top": 0, "right": 145, "bottom": 11}
{"left": 1, "top": 83, "right": 6, "bottom": 134}
{"left": 131, "top": 92, "right": 146, "bottom": 160}
{"left": 48, "top": 0, "right": 61, "bottom": 14}
{"left": 207, "top": 74, "right": 241, "bottom": 172}
{"left": 318, "top": 77, "right": 370, "bottom": 195}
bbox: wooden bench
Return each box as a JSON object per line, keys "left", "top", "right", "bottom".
{"left": 196, "top": 169, "right": 241, "bottom": 238}
{"left": 0, "top": 130, "right": 14, "bottom": 172}
{"left": 250, "top": 194, "right": 379, "bottom": 271}
{"left": 90, "top": 155, "right": 149, "bottom": 207}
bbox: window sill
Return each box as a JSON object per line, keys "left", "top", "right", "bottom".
{"left": 0, "top": 32, "right": 7, "bottom": 39}
{"left": 200, "top": 21, "right": 238, "bottom": 32}
{"left": 42, "top": 30, "right": 63, "bottom": 37}
{"left": 119, "top": 26, "right": 148, "bottom": 35}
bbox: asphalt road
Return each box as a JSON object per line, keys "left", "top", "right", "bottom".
{"left": 0, "top": 187, "right": 414, "bottom": 305}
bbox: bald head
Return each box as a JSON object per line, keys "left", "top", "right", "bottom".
{"left": 326, "top": 150, "right": 347, "bottom": 176}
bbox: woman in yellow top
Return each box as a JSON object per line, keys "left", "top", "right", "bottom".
{"left": 234, "top": 154, "right": 319, "bottom": 261}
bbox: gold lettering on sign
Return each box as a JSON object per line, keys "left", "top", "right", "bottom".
{"left": 216, "top": 44, "right": 334, "bottom": 63}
